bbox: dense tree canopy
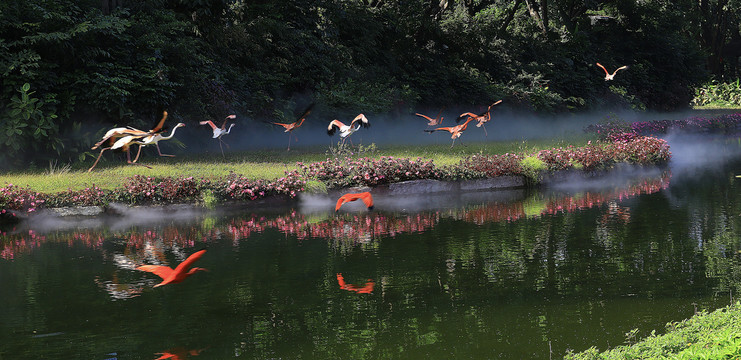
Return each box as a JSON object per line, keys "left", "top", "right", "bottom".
{"left": 0, "top": 0, "right": 739, "bottom": 167}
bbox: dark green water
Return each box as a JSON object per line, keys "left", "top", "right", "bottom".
{"left": 3, "top": 137, "right": 741, "bottom": 359}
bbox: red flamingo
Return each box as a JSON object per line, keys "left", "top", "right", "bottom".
{"left": 87, "top": 111, "right": 169, "bottom": 172}
{"left": 596, "top": 62, "right": 628, "bottom": 81}
{"left": 335, "top": 192, "right": 374, "bottom": 212}
{"left": 327, "top": 114, "right": 370, "bottom": 146}
{"left": 200, "top": 114, "right": 236, "bottom": 156}
{"left": 415, "top": 108, "right": 445, "bottom": 126}
{"left": 137, "top": 250, "right": 207, "bottom": 287}
{"left": 456, "top": 100, "right": 502, "bottom": 136}
{"left": 154, "top": 347, "right": 204, "bottom": 360}
{"left": 424, "top": 117, "right": 474, "bottom": 148}
{"left": 337, "top": 273, "right": 375, "bottom": 294}
{"left": 270, "top": 103, "right": 314, "bottom": 151}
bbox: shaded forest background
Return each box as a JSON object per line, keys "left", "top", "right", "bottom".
{"left": 1, "top": 0, "right": 740, "bottom": 167}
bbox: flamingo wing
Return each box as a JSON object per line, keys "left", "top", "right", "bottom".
{"left": 456, "top": 113, "right": 476, "bottom": 123}
{"left": 272, "top": 122, "right": 292, "bottom": 130}
{"left": 150, "top": 111, "right": 168, "bottom": 133}
{"left": 328, "top": 120, "right": 345, "bottom": 136}
{"left": 415, "top": 113, "right": 434, "bottom": 121}
{"left": 360, "top": 192, "right": 374, "bottom": 209}
{"left": 137, "top": 265, "right": 175, "bottom": 280}
{"left": 614, "top": 65, "right": 629, "bottom": 73}
{"left": 173, "top": 250, "right": 207, "bottom": 273}
{"left": 220, "top": 114, "right": 236, "bottom": 129}
{"left": 596, "top": 62, "right": 609, "bottom": 75}
{"left": 199, "top": 120, "right": 218, "bottom": 131}
{"left": 352, "top": 114, "right": 370, "bottom": 128}
{"left": 489, "top": 100, "right": 503, "bottom": 109}
{"left": 335, "top": 195, "right": 349, "bottom": 212}
{"left": 296, "top": 103, "right": 314, "bottom": 121}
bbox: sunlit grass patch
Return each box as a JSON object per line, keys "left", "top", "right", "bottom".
{"left": 0, "top": 135, "right": 596, "bottom": 193}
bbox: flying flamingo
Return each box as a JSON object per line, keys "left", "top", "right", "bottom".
{"left": 327, "top": 114, "right": 370, "bottom": 146}
{"left": 415, "top": 108, "right": 445, "bottom": 126}
{"left": 596, "top": 62, "right": 628, "bottom": 81}
{"left": 270, "top": 103, "right": 314, "bottom": 151}
{"left": 424, "top": 117, "right": 475, "bottom": 148}
{"left": 137, "top": 249, "right": 208, "bottom": 287}
{"left": 335, "top": 191, "right": 374, "bottom": 212}
{"left": 200, "top": 114, "right": 236, "bottom": 156}
{"left": 87, "top": 111, "right": 170, "bottom": 172}
{"left": 456, "top": 100, "right": 502, "bottom": 136}
{"left": 131, "top": 122, "right": 185, "bottom": 163}
{"left": 336, "top": 273, "right": 375, "bottom": 294}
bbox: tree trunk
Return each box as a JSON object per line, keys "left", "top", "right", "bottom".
{"left": 524, "top": 0, "right": 547, "bottom": 35}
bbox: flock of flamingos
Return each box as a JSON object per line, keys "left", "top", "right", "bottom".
{"left": 92, "top": 63, "right": 627, "bottom": 290}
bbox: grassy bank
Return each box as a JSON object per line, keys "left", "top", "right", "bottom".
{"left": 565, "top": 302, "right": 741, "bottom": 359}
{"left": 0, "top": 137, "right": 588, "bottom": 193}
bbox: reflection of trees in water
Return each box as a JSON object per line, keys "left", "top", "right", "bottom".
{"left": 0, "top": 173, "right": 672, "bottom": 260}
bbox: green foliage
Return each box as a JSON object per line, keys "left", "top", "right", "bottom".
{"left": 565, "top": 302, "right": 741, "bottom": 360}
{"left": 0, "top": 83, "right": 61, "bottom": 166}
{"left": 520, "top": 156, "right": 547, "bottom": 182}
{"left": 692, "top": 79, "right": 741, "bottom": 107}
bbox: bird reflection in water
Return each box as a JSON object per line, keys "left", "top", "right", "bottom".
{"left": 154, "top": 347, "right": 203, "bottom": 359}
{"left": 137, "top": 249, "right": 208, "bottom": 287}
{"left": 337, "top": 273, "right": 375, "bottom": 294}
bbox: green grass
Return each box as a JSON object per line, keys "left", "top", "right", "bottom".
{"left": 0, "top": 136, "right": 593, "bottom": 193}
{"left": 565, "top": 302, "right": 741, "bottom": 359}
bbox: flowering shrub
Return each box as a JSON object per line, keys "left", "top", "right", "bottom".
{"left": 608, "top": 136, "right": 671, "bottom": 164}
{"left": 586, "top": 113, "right": 741, "bottom": 138}
{"left": 219, "top": 170, "right": 306, "bottom": 200}
{"left": 298, "top": 156, "right": 441, "bottom": 188}
{"left": 44, "top": 185, "right": 110, "bottom": 207}
{"left": 0, "top": 183, "right": 44, "bottom": 213}
{"left": 452, "top": 153, "right": 522, "bottom": 178}
{"left": 114, "top": 175, "right": 211, "bottom": 203}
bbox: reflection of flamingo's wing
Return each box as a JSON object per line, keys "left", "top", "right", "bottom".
{"left": 174, "top": 250, "right": 207, "bottom": 273}
{"left": 596, "top": 62, "right": 609, "bottom": 75}
{"left": 137, "top": 265, "right": 174, "bottom": 280}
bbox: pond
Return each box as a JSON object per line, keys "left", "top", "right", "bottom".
{"left": 2, "top": 134, "right": 741, "bottom": 359}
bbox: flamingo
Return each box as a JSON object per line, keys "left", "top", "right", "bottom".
{"left": 137, "top": 249, "right": 207, "bottom": 287}
{"left": 596, "top": 62, "right": 628, "bottom": 81}
{"left": 424, "top": 117, "right": 475, "bottom": 148}
{"left": 327, "top": 114, "right": 370, "bottom": 146}
{"left": 131, "top": 123, "right": 185, "bottom": 163}
{"left": 336, "top": 273, "right": 375, "bottom": 294}
{"left": 415, "top": 108, "right": 445, "bottom": 126}
{"left": 87, "top": 111, "right": 170, "bottom": 172}
{"left": 200, "top": 114, "right": 236, "bottom": 156}
{"left": 456, "top": 100, "right": 502, "bottom": 136}
{"left": 335, "top": 191, "right": 374, "bottom": 212}
{"left": 270, "top": 103, "right": 314, "bottom": 151}
{"left": 154, "top": 348, "right": 204, "bottom": 360}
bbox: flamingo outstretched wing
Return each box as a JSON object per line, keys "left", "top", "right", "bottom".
{"left": 174, "top": 249, "right": 207, "bottom": 273}
{"left": 199, "top": 120, "right": 218, "bottom": 131}
{"left": 596, "top": 62, "right": 609, "bottom": 75}
{"left": 327, "top": 119, "right": 346, "bottom": 136}
{"left": 137, "top": 265, "right": 174, "bottom": 280}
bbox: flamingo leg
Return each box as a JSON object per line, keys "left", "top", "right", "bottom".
{"left": 126, "top": 148, "right": 152, "bottom": 169}
{"left": 87, "top": 147, "right": 111, "bottom": 172}
{"left": 482, "top": 123, "right": 488, "bottom": 137}
{"left": 156, "top": 143, "right": 174, "bottom": 157}
{"left": 133, "top": 144, "right": 144, "bottom": 163}
{"left": 218, "top": 139, "right": 225, "bottom": 157}
{"left": 287, "top": 133, "right": 292, "bottom": 151}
